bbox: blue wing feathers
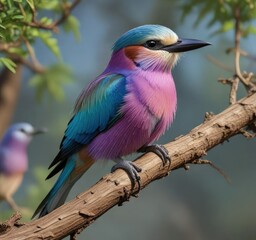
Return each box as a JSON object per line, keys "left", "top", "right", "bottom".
{"left": 64, "top": 74, "right": 126, "bottom": 144}
{"left": 47, "top": 74, "right": 127, "bottom": 176}
{"left": 33, "top": 158, "right": 76, "bottom": 218}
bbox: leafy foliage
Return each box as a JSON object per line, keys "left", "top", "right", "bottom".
{"left": 0, "top": 0, "right": 79, "bottom": 50}
{"left": 29, "top": 63, "right": 74, "bottom": 102}
{"left": 180, "top": 0, "right": 256, "bottom": 36}
{"left": 0, "top": 57, "right": 16, "bottom": 72}
{"left": 63, "top": 15, "right": 80, "bottom": 41}
{"left": 0, "top": 0, "right": 80, "bottom": 102}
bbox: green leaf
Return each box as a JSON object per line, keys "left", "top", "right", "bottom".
{"left": 220, "top": 20, "right": 234, "bottom": 32}
{"left": 26, "top": 0, "right": 35, "bottom": 11}
{"left": 29, "top": 64, "right": 74, "bottom": 102}
{"left": 63, "top": 15, "right": 80, "bottom": 41}
{"left": 8, "top": 47, "right": 28, "bottom": 57}
{"left": 180, "top": 0, "right": 256, "bottom": 37}
{"left": 0, "top": 57, "right": 16, "bottom": 73}
{"left": 40, "top": 17, "right": 53, "bottom": 25}
{"left": 12, "top": 14, "right": 24, "bottom": 20}
{"left": 36, "top": 0, "right": 60, "bottom": 10}
{"left": 37, "top": 32, "right": 61, "bottom": 59}
{"left": 242, "top": 24, "right": 256, "bottom": 37}
{"left": 6, "top": 0, "right": 13, "bottom": 9}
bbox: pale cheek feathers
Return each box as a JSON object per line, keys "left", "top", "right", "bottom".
{"left": 124, "top": 46, "right": 179, "bottom": 71}
{"left": 136, "top": 49, "right": 179, "bottom": 71}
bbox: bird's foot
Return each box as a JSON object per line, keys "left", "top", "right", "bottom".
{"left": 111, "top": 159, "right": 142, "bottom": 192}
{"left": 139, "top": 144, "right": 171, "bottom": 167}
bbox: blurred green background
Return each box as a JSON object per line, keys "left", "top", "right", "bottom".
{"left": 0, "top": 0, "right": 255, "bottom": 239}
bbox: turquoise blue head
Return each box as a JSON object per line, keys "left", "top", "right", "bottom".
{"left": 113, "top": 25, "right": 179, "bottom": 52}
{"left": 112, "top": 25, "right": 210, "bottom": 72}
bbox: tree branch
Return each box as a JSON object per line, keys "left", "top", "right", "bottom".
{"left": 0, "top": 65, "right": 23, "bottom": 137}
{"left": 26, "top": 0, "right": 81, "bottom": 32}
{"left": 1, "top": 92, "right": 255, "bottom": 239}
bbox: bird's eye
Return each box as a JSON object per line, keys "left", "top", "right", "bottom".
{"left": 20, "top": 128, "right": 26, "bottom": 133}
{"left": 144, "top": 40, "right": 161, "bottom": 49}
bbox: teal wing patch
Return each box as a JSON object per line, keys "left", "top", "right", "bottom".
{"left": 47, "top": 74, "right": 127, "bottom": 178}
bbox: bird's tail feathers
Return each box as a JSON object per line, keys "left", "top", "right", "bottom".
{"left": 32, "top": 156, "right": 94, "bottom": 219}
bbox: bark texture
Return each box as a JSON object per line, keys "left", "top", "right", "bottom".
{"left": 0, "top": 92, "right": 255, "bottom": 240}
{"left": 0, "top": 65, "right": 23, "bottom": 137}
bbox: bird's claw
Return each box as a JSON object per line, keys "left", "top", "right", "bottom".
{"left": 111, "top": 160, "right": 142, "bottom": 192}
{"left": 139, "top": 144, "right": 171, "bottom": 167}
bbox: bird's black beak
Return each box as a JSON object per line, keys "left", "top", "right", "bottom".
{"left": 31, "top": 128, "right": 48, "bottom": 136}
{"left": 162, "top": 38, "right": 211, "bottom": 53}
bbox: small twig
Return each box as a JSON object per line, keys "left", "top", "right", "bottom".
{"left": 239, "top": 128, "right": 256, "bottom": 139}
{"left": 231, "top": 6, "right": 242, "bottom": 104}
{"left": 232, "top": 7, "right": 256, "bottom": 94}
{"left": 191, "top": 159, "right": 231, "bottom": 184}
{"left": 223, "top": 7, "right": 256, "bottom": 104}
{"left": 207, "top": 55, "right": 233, "bottom": 73}
{"left": 23, "top": 39, "right": 45, "bottom": 73}
{"left": 16, "top": 57, "right": 45, "bottom": 74}
{"left": 0, "top": 41, "right": 21, "bottom": 51}
{"left": 18, "top": 3, "right": 26, "bottom": 17}
{"left": 240, "top": 50, "right": 256, "bottom": 62}
{"left": 226, "top": 48, "right": 256, "bottom": 62}
{"left": 55, "top": 0, "right": 81, "bottom": 26}
{"left": 25, "top": 0, "right": 81, "bottom": 32}
{"left": 230, "top": 76, "right": 239, "bottom": 104}
{"left": 218, "top": 78, "right": 233, "bottom": 86}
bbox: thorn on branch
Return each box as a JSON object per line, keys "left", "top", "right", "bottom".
{"left": 204, "top": 112, "right": 215, "bottom": 122}
{"left": 191, "top": 159, "right": 231, "bottom": 184}
{"left": 183, "top": 164, "right": 190, "bottom": 170}
{"left": 218, "top": 78, "right": 233, "bottom": 86}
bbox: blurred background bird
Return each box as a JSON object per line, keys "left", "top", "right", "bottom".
{"left": 33, "top": 24, "right": 209, "bottom": 218}
{"left": 0, "top": 123, "right": 46, "bottom": 211}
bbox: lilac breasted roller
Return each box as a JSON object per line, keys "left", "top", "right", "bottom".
{"left": 0, "top": 123, "right": 45, "bottom": 211}
{"left": 33, "top": 25, "right": 210, "bottom": 218}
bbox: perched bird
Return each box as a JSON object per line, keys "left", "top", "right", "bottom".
{"left": 0, "top": 123, "right": 46, "bottom": 211}
{"left": 33, "top": 25, "right": 210, "bottom": 218}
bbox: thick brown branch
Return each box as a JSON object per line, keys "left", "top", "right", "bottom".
{"left": 1, "top": 93, "right": 256, "bottom": 240}
{"left": 0, "top": 212, "right": 22, "bottom": 234}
